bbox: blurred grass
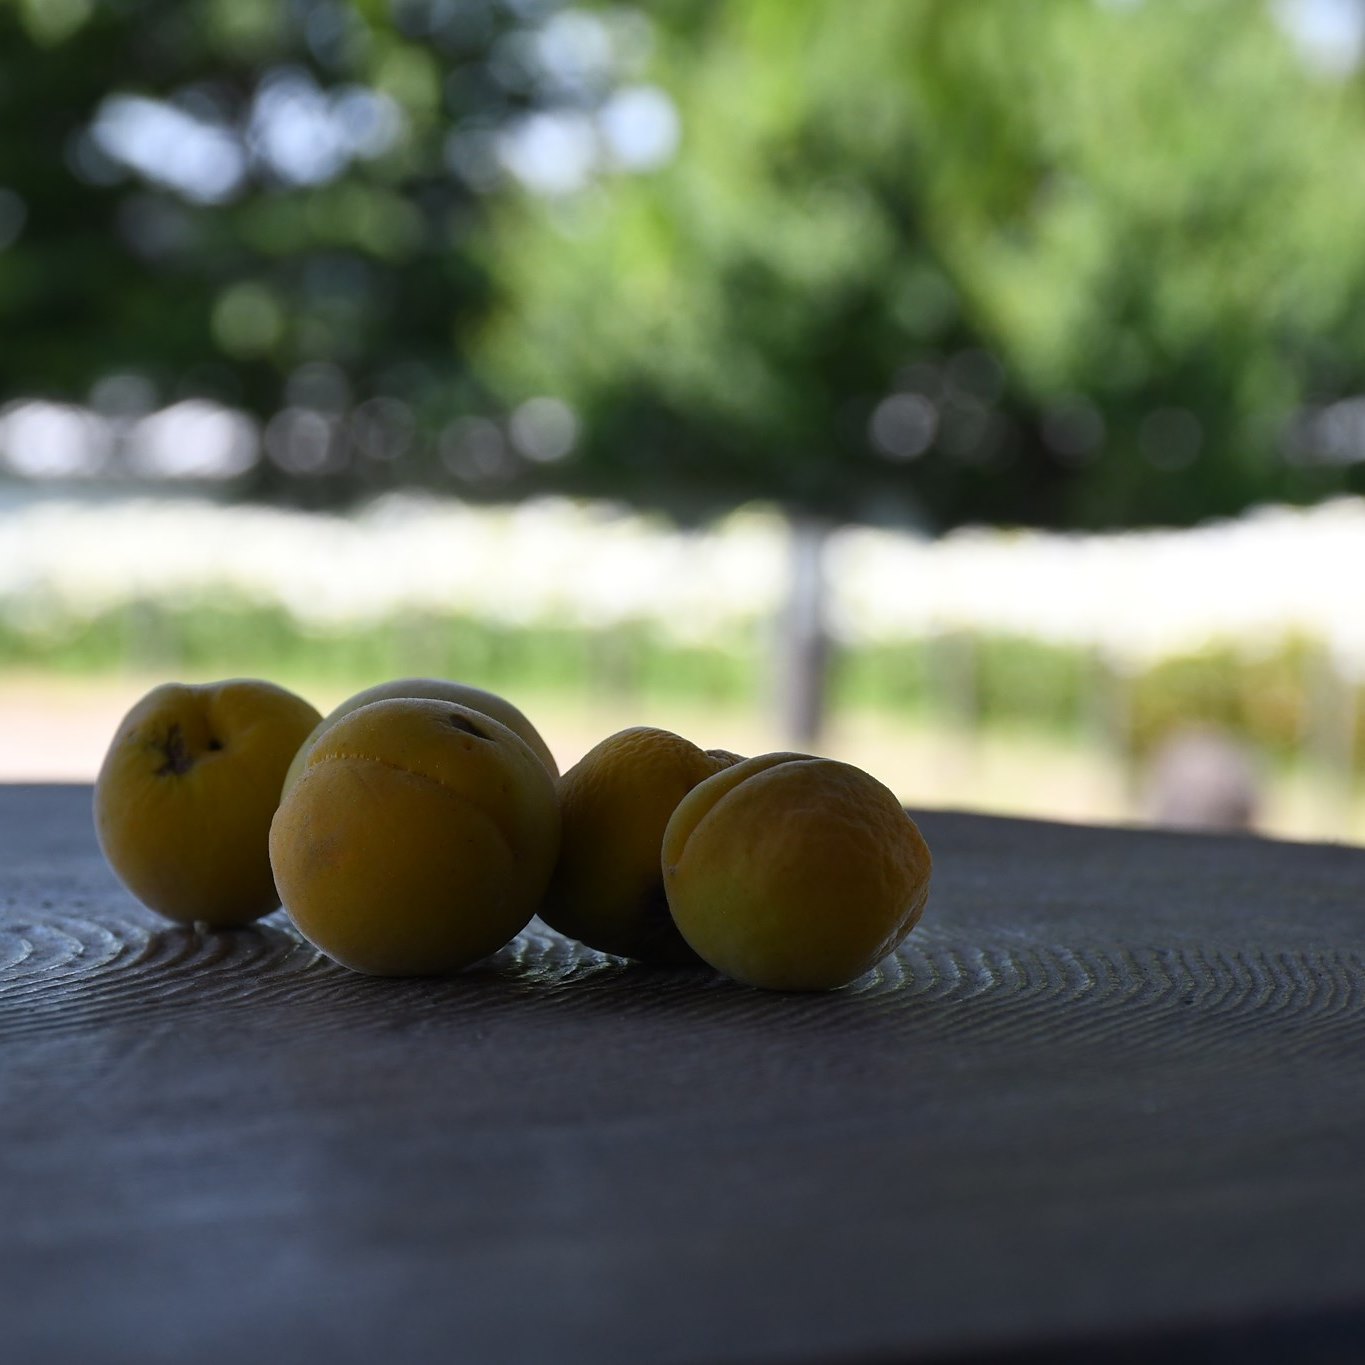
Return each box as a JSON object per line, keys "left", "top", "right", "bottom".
{"left": 0, "top": 601, "right": 760, "bottom": 707}
{"left": 3, "top": 600, "right": 1349, "bottom": 766}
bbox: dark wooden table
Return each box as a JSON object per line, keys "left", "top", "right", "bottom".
{"left": 4, "top": 784, "right": 1365, "bottom": 1363}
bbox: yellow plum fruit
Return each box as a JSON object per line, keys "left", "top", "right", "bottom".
{"left": 281, "top": 676, "right": 558, "bottom": 798}
{"left": 270, "top": 697, "right": 559, "bottom": 976}
{"left": 662, "top": 753, "right": 933, "bottom": 991}
{"left": 93, "top": 679, "right": 322, "bottom": 927}
{"left": 540, "top": 727, "right": 739, "bottom": 964}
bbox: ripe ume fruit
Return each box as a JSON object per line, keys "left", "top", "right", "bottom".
{"left": 662, "top": 753, "right": 932, "bottom": 991}
{"left": 270, "top": 697, "right": 559, "bottom": 976}
{"left": 541, "top": 726, "right": 738, "bottom": 964}
{"left": 94, "top": 679, "right": 322, "bottom": 927}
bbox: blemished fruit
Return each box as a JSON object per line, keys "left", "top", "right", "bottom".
{"left": 662, "top": 753, "right": 933, "bottom": 991}
{"left": 270, "top": 697, "right": 559, "bottom": 976}
{"left": 281, "top": 677, "right": 558, "bottom": 798}
{"left": 541, "top": 727, "right": 739, "bottom": 964}
{"left": 93, "top": 679, "right": 322, "bottom": 927}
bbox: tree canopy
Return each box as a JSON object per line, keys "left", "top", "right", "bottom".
{"left": 481, "top": 0, "right": 1365, "bottom": 528}
{"left": 0, "top": 0, "right": 586, "bottom": 499}
{"left": 4, "top": 0, "right": 1365, "bottom": 528}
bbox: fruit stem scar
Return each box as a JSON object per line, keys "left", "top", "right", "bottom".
{"left": 447, "top": 714, "right": 487, "bottom": 738}
{"left": 155, "top": 724, "right": 195, "bottom": 776}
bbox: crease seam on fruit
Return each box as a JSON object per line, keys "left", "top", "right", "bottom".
{"left": 298, "top": 752, "right": 520, "bottom": 854}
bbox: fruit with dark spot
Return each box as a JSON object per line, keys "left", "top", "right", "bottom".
{"left": 93, "top": 679, "right": 321, "bottom": 926}
{"left": 282, "top": 677, "right": 557, "bottom": 798}
{"left": 271, "top": 698, "right": 560, "bottom": 975}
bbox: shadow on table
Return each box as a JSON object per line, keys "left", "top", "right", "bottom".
{"left": 119, "top": 914, "right": 944, "bottom": 1046}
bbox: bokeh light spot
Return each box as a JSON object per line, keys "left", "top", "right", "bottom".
{"left": 870, "top": 394, "right": 936, "bottom": 461}
{"left": 509, "top": 396, "right": 578, "bottom": 462}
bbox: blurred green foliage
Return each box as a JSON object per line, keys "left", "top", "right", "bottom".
{"left": 482, "top": 0, "right": 1365, "bottom": 525}
{"left": 0, "top": 598, "right": 762, "bottom": 704}
{"left": 3, "top": 0, "right": 1365, "bottom": 527}
{"left": 0, "top": 0, "right": 541, "bottom": 500}
{"left": 1, "top": 598, "right": 1352, "bottom": 766}
{"left": 1128, "top": 641, "right": 1315, "bottom": 760}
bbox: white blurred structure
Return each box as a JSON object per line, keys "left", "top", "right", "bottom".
{"left": 2, "top": 493, "right": 1365, "bottom": 682}
{"left": 831, "top": 500, "right": 1365, "bottom": 681}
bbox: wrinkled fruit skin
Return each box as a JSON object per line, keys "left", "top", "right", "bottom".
{"left": 270, "top": 698, "right": 559, "bottom": 976}
{"left": 662, "top": 754, "right": 933, "bottom": 992}
{"left": 541, "top": 727, "right": 739, "bottom": 965}
{"left": 93, "top": 679, "right": 322, "bottom": 927}
{"left": 281, "top": 676, "right": 558, "bottom": 799}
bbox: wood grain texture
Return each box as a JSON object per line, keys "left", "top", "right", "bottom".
{"left": 3, "top": 784, "right": 1365, "bottom": 1363}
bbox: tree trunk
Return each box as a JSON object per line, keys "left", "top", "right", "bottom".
{"left": 777, "top": 512, "right": 831, "bottom": 748}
